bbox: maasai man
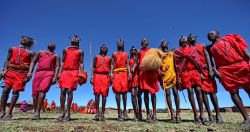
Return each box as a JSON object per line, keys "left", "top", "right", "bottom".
{"left": 207, "top": 31, "right": 250, "bottom": 125}
{"left": 174, "top": 36, "right": 206, "bottom": 124}
{"left": 43, "top": 98, "right": 48, "bottom": 112}
{"left": 28, "top": 43, "right": 60, "bottom": 120}
{"left": 188, "top": 34, "right": 223, "bottom": 123}
{"left": 90, "top": 44, "right": 111, "bottom": 121}
{"left": 20, "top": 100, "right": 28, "bottom": 112}
{"left": 138, "top": 38, "right": 159, "bottom": 122}
{"left": 0, "top": 36, "right": 35, "bottom": 120}
{"left": 111, "top": 39, "right": 130, "bottom": 121}
{"left": 57, "top": 35, "right": 85, "bottom": 122}
{"left": 128, "top": 46, "right": 142, "bottom": 121}
{"left": 51, "top": 100, "right": 56, "bottom": 111}
{"left": 71, "top": 103, "right": 77, "bottom": 113}
{"left": 159, "top": 40, "right": 181, "bottom": 123}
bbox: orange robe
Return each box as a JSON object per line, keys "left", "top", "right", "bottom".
{"left": 138, "top": 48, "right": 159, "bottom": 94}
{"left": 210, "top": 34, "right": 250, "bottom": 93}
{"left": 160, "top": 51, "right": 176, "bottom": 90}
{"left": 112, "top": 51, "right": 129, "bottom": 93}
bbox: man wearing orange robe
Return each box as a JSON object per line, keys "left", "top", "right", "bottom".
{"left": 111, "top": 39, "right": 130, "bottom": 121}
{"left": 207, "top": 31, "right": 250, "bottom": 125}
{"left": 0, "top": 36, "right": 35, "bottom": 120}
{"left": 90, "top": 44, "right": 111, "bottom": 121}
{"left": 160, "top": 40, "right": 181, "bottom": 123}
{"left": 57, "top": 35, "right": 84, "bottom": 122}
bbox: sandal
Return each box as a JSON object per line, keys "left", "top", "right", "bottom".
{"left": 123, "top": 111, "right": 128, "bottom": 120}
{"left": 200, "top": 117, "right": 209, "bottom": 125}
{"left": 176, "top": 116, "right": 182, "bottom": 123}
{"left": 146, "top": 114, "right": 153, "bottom": 123}
{"left": 62, "top": 114, "right": 71, "bottom": 122}
{"left": 94, "top": 114, "right": 100, "bottom": 121}
{"left": 31, "top": 114, "right": 40, "bottom": 120}
{"left": 138, "top": 112, "right": 143, "bottom": 121}
{"left": 99, "top": 113, "right": 105, "bottom": 121}
{"left": 170, "top": 117, "right": 176, "bottom": 123}
{"left": 2, "top": 114, "right": 13, "bottom": 120}
{"left": 0, "top": 114, "right": 5, "bottom": 119}
{"left": 216, "top": 115, "right": 224, "bottom": 124}
{"left": 57, "top": 114, "right": 65, "bottom": 121}
{"left": 194, "top": 117, "right": 201, "bottom": 124}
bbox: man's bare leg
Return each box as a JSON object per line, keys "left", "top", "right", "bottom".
{"left": 100, "top": 96, "right": 107, "bottom": 121}
{"left": 209, "top": 92, "right": 223, "bottom": 123}
{"left": 94, "top": 94, "right": 100, "bottom": 120}
{"left": 0, "top": 88, "right": 11, "bottom": 118}
{"left": 122, "top": 92, "right": 128, "bottom": 120}
{"left": 115, "top": 93, "right": 122, "bottom": 121}
{"left": 63, "top": 89, "right": 73, "bottom": 122}
{"left": 173, "top": 87, "right": 181, "bottom": 123}
{"left": 3, "top": 90, "right": 20, "bottom": 120}
{"left": 32, "top": 92, "right": 46, "bottom": 120}
{"left": 131, "top": 88, "right": 138, "bottom": 120}
{"left": 57, "top": 88, "right": 67, "bottom": 121}
{"left": 151, "top": 93, "right": 157, "bottom": 122}
{"left": 187, "top": 88, "right": 200, "bottom": 123}
{"left": 230, "top": 91, "right": 250, "bottom": 125}
{"left": 165, "top": 89, "right": 174, "bottom": 122}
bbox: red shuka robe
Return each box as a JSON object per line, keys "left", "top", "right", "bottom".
{"left": 210, "top": 34, "right": 250, "bottom": 93}
{"left": 174, "top": 45, "right": 203, "bottom": 90}
{"left": 196, "top": 44, "right": 217, "bottom": 93}
{"left": 112, "top": 51, "right": 129, "bottom": 93}
{"left": 128, "top": 57, "right": 139, "bottom": 90}
{"left": 5, "top": 46, "right": 32, "bottom": 91}
{"left": 59, "top": 47, "right": 81, "bottom": 90}
{"left": 138, "top": 48, "right": 159, "bottom": 94}
{"left": 93, "top": 55, "right": 111, "bottom": 96}
{"left": 32, "top": 51, "right": 56, "bottom": 97}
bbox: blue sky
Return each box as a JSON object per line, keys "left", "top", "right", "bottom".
{"left": 0, "top": 0, "right": 249, "bottom": 109}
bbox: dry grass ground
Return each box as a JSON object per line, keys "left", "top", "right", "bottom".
{"left": 0, "top": 112, "right": 249, "bottom": 132}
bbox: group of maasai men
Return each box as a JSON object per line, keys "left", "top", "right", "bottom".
{"left": 0, "top": 31, "right": 249, "bottom": 125}
{"left": 42, "top": 99, "right": 56, "bottom": 112}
